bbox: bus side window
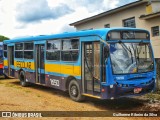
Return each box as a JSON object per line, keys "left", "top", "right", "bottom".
{"left": 15, "top": 43, "right": 24, "bottom": 59}
{"left": 24, "top": 42, "right": 34, "bottom": 60}
{"left": 3, "top": 44, "right": 7, "bottom": 58}
{"left": 46, "top": 40, "right": 61, "bottom": 61}
{"left": 61, "top": 39, "right": 79, "bottom": 61}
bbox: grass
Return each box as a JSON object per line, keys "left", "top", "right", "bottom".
{"left": 145, "top": 91, "right": 160, "bottom": 101}
{"left": 4, "top": 83, "right": 22, "bottom": 90}
{"left": 25, "top": 90, "right": 31, "bottom": 93}
{"left": 37, "top": 95, "right": 41, "bottom": 97}
{"left": 4, "top": 83, "right": 15, "bottom": 87}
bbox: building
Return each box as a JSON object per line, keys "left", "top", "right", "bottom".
{"left": 70, "top": 0, "right": 160, "bottom": 59}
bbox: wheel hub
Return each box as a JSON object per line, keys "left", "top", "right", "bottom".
{"left": 71, "top": 85, "right": 78, "bottom": 97}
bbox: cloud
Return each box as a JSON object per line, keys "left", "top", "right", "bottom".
{"left": 16, "top": 0, "right": 74, "bottom": 23}
{"left": 117, "top": 0, "right": 138, "bottom": 6}
{"left": 61, "top": 0, "right": 108, "bottom": 13}
{"left": 62, "top": 0, "right": 137, "bottom": 13}
{"left": 77, "top": 0, "right": 104, "bottom": 12}
{"left": 0, "top": 0, "right": 138, "bottom": 38}
{"left": 81, "top": 0, "right": 137, "bottom": 12}
{"left": 60, "top": 25, "right": 76, "bottom": 33}
{"left": 15, "top": 0, "right": 137, "bottom": 24}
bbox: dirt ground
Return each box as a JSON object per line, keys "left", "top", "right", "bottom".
{"left": 0, "top": 78, "right": 160, "bottom": 120}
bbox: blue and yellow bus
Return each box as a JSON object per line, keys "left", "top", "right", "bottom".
{"left": 3, "top": 28, "right": 156, "bottom": 101}
{"left": 0, "top": 42, "right": 3, "bottom": 75}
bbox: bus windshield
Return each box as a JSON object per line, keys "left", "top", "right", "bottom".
{"left": 110, "top": 43, "right": 154, "bottom": 74}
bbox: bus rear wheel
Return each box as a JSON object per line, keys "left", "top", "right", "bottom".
{"left": 19, "top": 71, "right": 28, "bottom": 87}
{"left": 69, "top": 80, "right": 85, "bottom": 102}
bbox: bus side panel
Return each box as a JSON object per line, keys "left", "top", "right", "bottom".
{"left": 61, "top": 76, "right": 81, "bottom": 91}
{"left": 45, "top": 74, "right": 81, "bottom": 91}
{"left": 0, "top": 46, "right": 3, "bottom": 75}
{"left": 3, "top": 58, "right": 9, "bottom": 76}
{"left": 45, "top": 63, "right": 62, "bottom": 89}
{"left": 45, "top": 63, "right": 81, "bottom": 91}
{"left": 10, "top": 67, "right": 15, "bottom": 77}
{"left": 0, "top": 62, "right": 3, "bottom": 76}
{"left": 14, "top": 60, "right": 36, "bottom": 83}
{"left": 14, "top": 70, "right": 19, "bottom": 79}
{"left": 45, "top": 74, "right": 62, "bottom": 89}
{"left": 0, "top": 64, "right": 3, "bottom": 75}
{"left": 25, "top": 71, "right": 36, "bottom": 83}
{"left": 25, "top": 61, "right": 36, "bottom": 83}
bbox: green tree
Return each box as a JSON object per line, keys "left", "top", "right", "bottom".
{"left": 0, "top": 35, "right": 9, "bottom": 42}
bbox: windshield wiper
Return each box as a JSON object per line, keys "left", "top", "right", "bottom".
{"left": 131, "top": 43, "right": 139, "bottom": 72}
{"left": 119, "top": 42, "right": 134, "bottom": 63}
{"left": 136, "top": 46, "right": 140, "bottom": 61}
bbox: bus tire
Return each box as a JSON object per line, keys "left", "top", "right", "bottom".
{"left": 19, "top": 71, "right": 28, "bottom": 87}
{"left": 69, "top": 80, "right": 85, "bottom": 102}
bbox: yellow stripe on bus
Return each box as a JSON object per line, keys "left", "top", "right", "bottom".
{"left": 82, "top": 93, "right": 101, "bottom": 99}
{"left": 5, "top": 60, "right": 81, "bottom": 76}
{"left": 45, "top": 64, "right": 81, "bottom": 76}
{"left": 4, "top": 60, "right": 8, "bottom": 66}
{"left": 14, "top": 61, "right": 35, "bottom": 70}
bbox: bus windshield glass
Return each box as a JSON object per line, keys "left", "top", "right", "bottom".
{"left": 110, "top": 43, "right": 154, "bottom": 74}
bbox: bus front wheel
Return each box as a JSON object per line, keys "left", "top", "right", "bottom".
{"left": 19, "top": 71, "right": 28, "bottom": 87}
{"left": 69, "top": 80, "right": 84, "bottom": 102}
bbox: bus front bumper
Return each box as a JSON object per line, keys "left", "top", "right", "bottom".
{"left": 101, "top": 79, "right": 155, "bottom": 99}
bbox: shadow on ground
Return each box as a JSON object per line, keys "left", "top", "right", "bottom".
{"left": 9, "top": 80, "right": 149, "bottom": 111}
{"left": 85, "top": 97, "right": 148, "bottom": 110}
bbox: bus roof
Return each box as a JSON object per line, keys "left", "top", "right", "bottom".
{"left": 4, "top": 28, "right": 149, "bottom": 44}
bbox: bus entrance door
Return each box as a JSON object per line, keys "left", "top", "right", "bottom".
{"left": 8, "top": 46, "right": 14, "bottom": 77}
{"left": 82, "top": 42, "right": 101, "bottom": 96}
{"left": 35, "top": 44, "right": 45, "bottom": 84}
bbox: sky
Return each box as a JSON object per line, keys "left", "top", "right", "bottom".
{"left": 0, "top": 0, "right": 137, "bottom": 38}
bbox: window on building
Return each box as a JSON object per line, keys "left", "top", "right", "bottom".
{"left": 151, "top": 26, "right": 159, "bottom": 37}
{"left": 104, "top": 24, "right": 110, "bottom": 28}
{"left": 123, "top": 17, "right": 136, "bottom": 28}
